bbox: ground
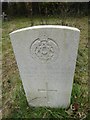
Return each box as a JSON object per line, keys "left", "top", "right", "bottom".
{"left": 2, "top": 16, "right": 89, "bottom": 119}
{"left": 0, "top": 19, "right": 2, "bottom": 119}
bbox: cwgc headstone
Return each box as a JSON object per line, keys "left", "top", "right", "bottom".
{"left": 10, "top": 25, "right": 80, "bottom": 108}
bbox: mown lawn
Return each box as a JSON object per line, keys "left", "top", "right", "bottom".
{"left": 2, "top": 16, "right": 89, "bottom": 119}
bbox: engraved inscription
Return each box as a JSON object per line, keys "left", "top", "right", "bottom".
{"left": 30, "top": 37, "right": 59, "bottom": 63}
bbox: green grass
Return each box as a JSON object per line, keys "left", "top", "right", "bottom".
{"left": 0, "top": 18, "right": 2, "bottom": 120}
{"left": 2, "top": 16, "right": 89, "bottom": 119}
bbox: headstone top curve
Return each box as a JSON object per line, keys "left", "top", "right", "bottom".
{"left": 10, "top": 25, "right": 80, "bottom": 35}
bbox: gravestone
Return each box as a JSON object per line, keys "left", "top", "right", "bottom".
{"left": 10, "top": 25, "right": 80, "bottom": 108}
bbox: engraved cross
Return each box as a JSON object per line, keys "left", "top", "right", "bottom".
{"left": 38, "top": 82, "right": 57, "bottom": 102}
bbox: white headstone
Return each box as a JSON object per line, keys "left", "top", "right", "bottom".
{"left": 10, "top": 25, "right": 80, "bottom": 108}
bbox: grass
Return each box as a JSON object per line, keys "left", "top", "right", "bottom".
{"left": 2, "top": 16, "right": 89, "bottom": 119}
{"left": 0, "top": 18, "right": 2, "bottom": 119}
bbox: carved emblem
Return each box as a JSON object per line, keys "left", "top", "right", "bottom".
{"left": 30, "top": 37, "right": 59, "bottom": 63}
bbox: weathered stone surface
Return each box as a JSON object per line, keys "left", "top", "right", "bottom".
{"left": 10, "top": 25, "right": 80, "bottom": 108}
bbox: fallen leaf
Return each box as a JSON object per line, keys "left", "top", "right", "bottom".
{"left": 71, "top": 103, "right": 79, "bottom": 111}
